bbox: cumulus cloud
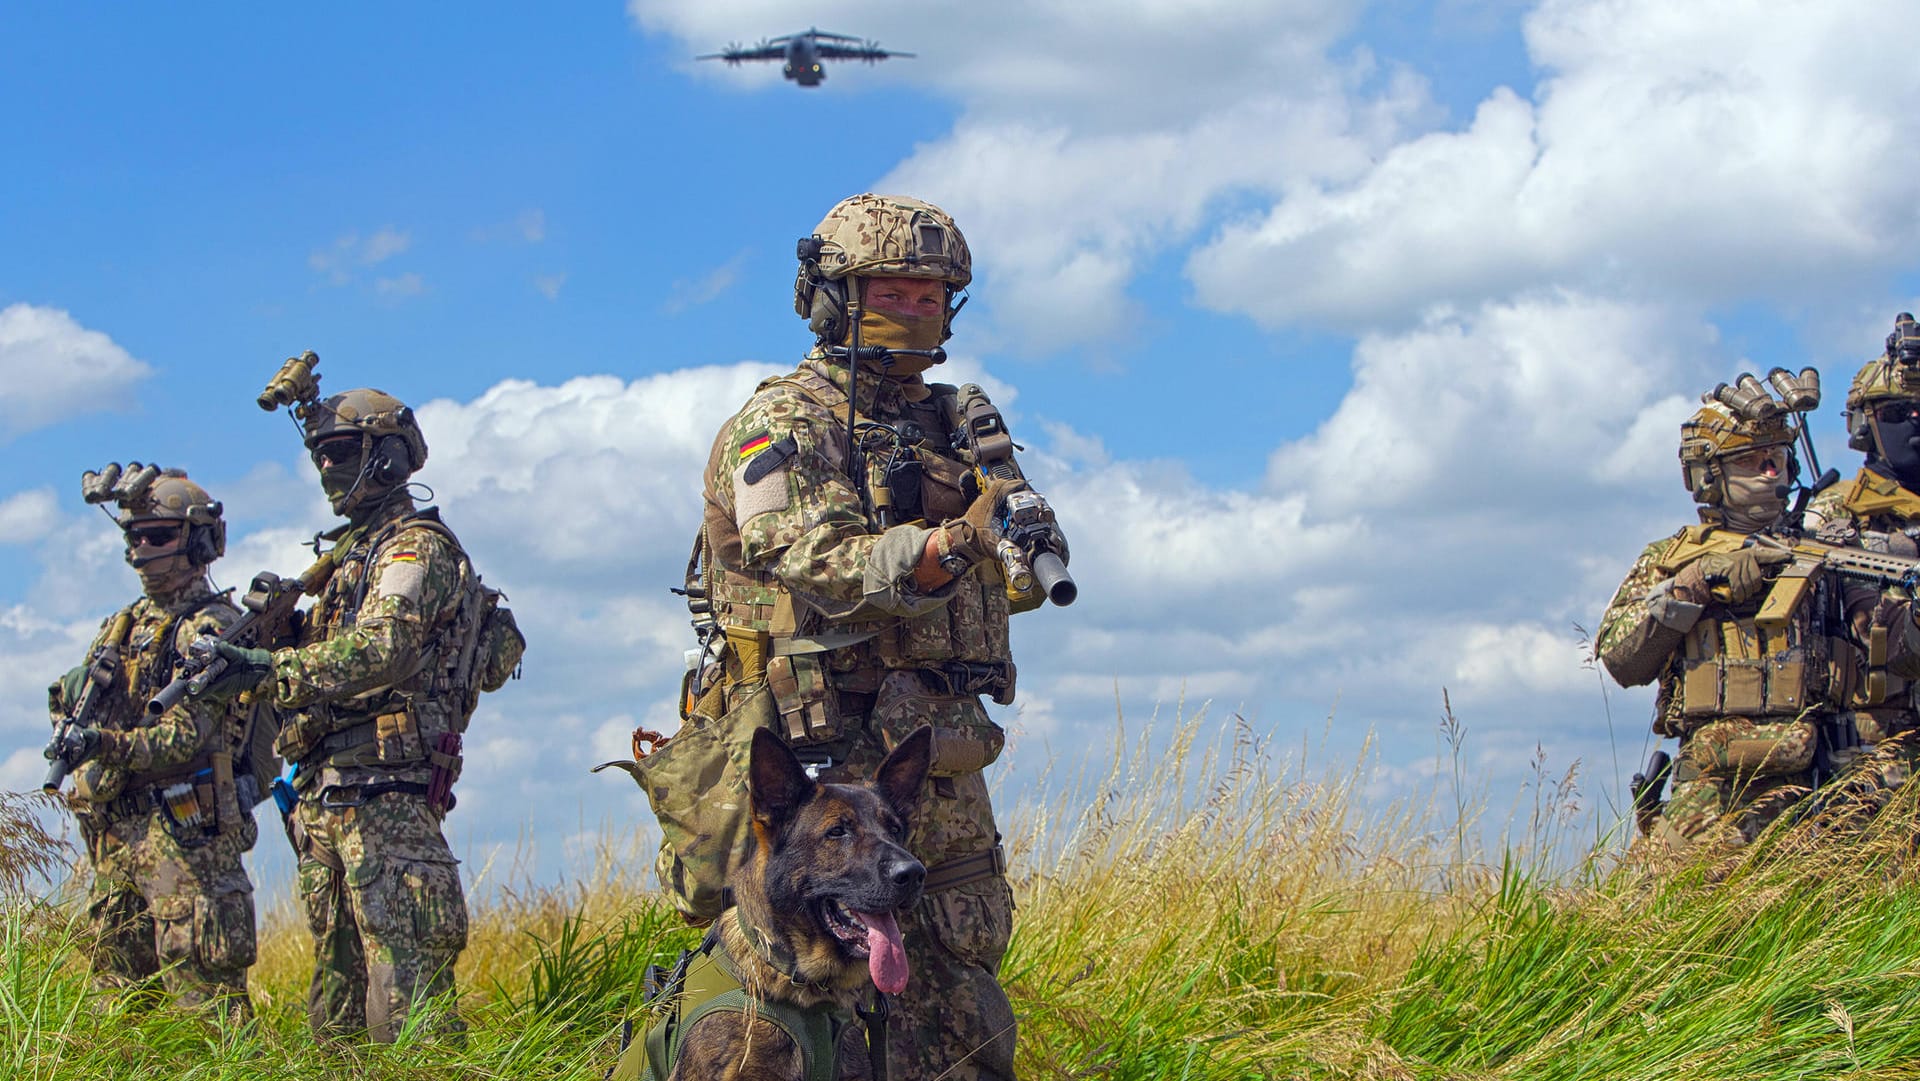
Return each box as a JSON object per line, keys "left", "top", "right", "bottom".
{"left": 1190, "top": 0, "right": 1920, "bottom": 329}
{"left": 631, "top": 0, "right": 1438, "bottom": 349}
{"left": 0, "top": 305, "right": 152, "bottom": 439}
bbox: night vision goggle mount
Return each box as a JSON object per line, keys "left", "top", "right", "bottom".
{"left": 259, "top": 350, "right": 323, "bottom": 420}
{"left": 81, "top": 461, "right": 164, "bottom": 510}
{"left": 1705, "top": 367, "right": 1835, "bottom": 520}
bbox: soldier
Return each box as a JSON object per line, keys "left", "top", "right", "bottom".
{"left": 45, "top": 466, "right": 266, "bottom": 1020}
{"left": 669, "top": 193, "right": 1065, "bottom": 1081}
{"left": 1597, "top": 382, "right": 1883, "bottom": 853}
{"left": 203, "top": 385, "right": 521, "bottom": 1043}
{"left": 1800, "top": 313, "right": 1920, "bottom": 807}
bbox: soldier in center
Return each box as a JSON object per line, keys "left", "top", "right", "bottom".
{"left": 681, "top": 193, "right": 1064, "bottom": 1079}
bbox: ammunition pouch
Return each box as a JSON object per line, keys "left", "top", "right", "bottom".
{"left": 294, "top": 704, "right": 428, "bottom": 770}
{"left": 1681, "top": 717, "right": 1820, "bottom": 779}
{"left": 767, "top": 654, "right": 845, "bottom": 744}
{"left": 1676, "top": 614, "right": 1830, "bottom": 718}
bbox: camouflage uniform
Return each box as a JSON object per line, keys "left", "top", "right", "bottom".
{"left": 52, "top": 579, "right": 260, "bottom": 1016}
{"left": 1598, "top": 530, "right": 1872, "bottom": 849}
{"left": 1796, "top": 335, "right": 1920, "bottom": 810}
{"left": 269, "top": 496, "right": 476, "bottom": 1042}
{"left": 695, "top": 351, "right": 1026, "bottom": 1080}
{"left": 1596, "top": 384, "right": 1909, "bottom": 854}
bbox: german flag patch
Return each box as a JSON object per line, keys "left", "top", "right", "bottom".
{"left": 739, "top": 432, "right": 773, "bottom": 460}
{"left": 389, "top": 550, "right": 420, "bottom": 563}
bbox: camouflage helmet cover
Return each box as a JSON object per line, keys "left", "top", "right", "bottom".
{"left": 803, "top": 193, "right": 971, "bottom": 287}
{"left": 1842, "top": 314, "right": 1920, "bottom": 450}
{"left": 793, "top": 193, "right": 972, "bottom": 341}
{"left": 1679, "top": 399, "right": 1795, "bottom": 503}
{"left": 115, "top": 470, "right": 227, "bottom": 561}
{"left": 302, "top": 387, "right": 429, "bottom": 473}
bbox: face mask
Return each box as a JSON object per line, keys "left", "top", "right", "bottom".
{"left": 1718, "top": 455, "right": 1790, "bottom": 531}
{"left": 1872, "top": 406, "right": 1920, "bottom": 488}
{"left": 852, "top": 307, "right": 944, "bottom": 375}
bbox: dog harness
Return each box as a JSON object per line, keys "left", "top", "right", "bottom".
{"left": 626, "top": 920, "right": 853, "bottom": 1081}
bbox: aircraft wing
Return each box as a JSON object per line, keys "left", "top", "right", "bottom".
{"left": 696, "top": 38, "right": 789, "bottom": 63}
{"left": 815, "top": 42, "right": 914, "bottom": 61}
{"left": 807, "top": 29, "right": 866, "bottom": 42}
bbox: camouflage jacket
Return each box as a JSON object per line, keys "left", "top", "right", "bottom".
{"left": 270, "top": 499, "right": 470, "bottom": 783}
{"left": 1598, "top": 522, "right": 1915, "bottom": 736}
{"left": 49, "top": 580, "right": 242, "bottom": 806}
{"left": 701, "top": 354, "right": 1019, "bottom": 675}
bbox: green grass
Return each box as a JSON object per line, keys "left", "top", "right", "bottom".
{"left": 10, "top": 711, "right": 1920, "bottom": 1080}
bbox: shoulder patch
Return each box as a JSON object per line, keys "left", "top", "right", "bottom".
{"left": 742, "top": 436, "right": 798, "bottom": 485}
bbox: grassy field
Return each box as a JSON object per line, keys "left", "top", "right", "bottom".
{"left": 8, "top": 709, "right": 1920, "bottom": 1080}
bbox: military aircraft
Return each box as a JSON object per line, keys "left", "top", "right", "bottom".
{"left": 696, "top": 28, "right": 913, "bottom": 87}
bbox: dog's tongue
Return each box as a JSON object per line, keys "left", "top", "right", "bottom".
{"left": 856, "top": 910, "right": 909, "bottom": 993}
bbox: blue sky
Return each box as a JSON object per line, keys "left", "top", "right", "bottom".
{"left": 5, "top": 0, "right": 1918, "bottom": 891}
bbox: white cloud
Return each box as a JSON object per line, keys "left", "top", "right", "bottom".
{"left": 0, "top": 490, "right": 60, "bottom": 545}
{"left": 361, "top": 227, "right": 412, "bottom": 265}
{"left": 664, "top": 252, "right": 749, "bottom": 314}
{"left": 1190, "top": 0, "right": 1920, "bottom": 330}
{"left": 376, "top": 272, "right": 426, "bottom": 298}
{"left": 533, "top": 273, "right": 567, "bottom": 300}
{"left": 631, "top": 0, "right": 1438, "bottom": 349}
{"left": 0, "top": 305, "right": 152, "bottom": 439}
{"left": 308, "top": 227, "right": 415, "bottom": 286}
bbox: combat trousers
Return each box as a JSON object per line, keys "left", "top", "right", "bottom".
{"left": 293, "top": 789, "right": 468, "bottom": 1043}
{"left": 83, "top": 807, "right": 257, "bottom": 1019}
{"left": 1652, "top": 760, "right": 1813, "bottom": 852}
{"left": 833, "top": 690, "right": 1019, "bottom": 1081}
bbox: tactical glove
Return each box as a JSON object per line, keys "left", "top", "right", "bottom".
{"left": 195, "top": 639, "right": 275, "bottom": 700}
{"left": 1671, "top": 546, "right": 1793, "bottom": 605}
{"left": 45, "top": 725, "right": 101, "bottom": 767}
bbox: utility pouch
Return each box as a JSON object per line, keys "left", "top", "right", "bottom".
{"left": 373, "top": 707, "right": 425, "bottom": 765}
{"left": 592, "top": 683, "right": 780, "bottom": 922}
{"left": 1683, "top": 718, "right": 1818, "bottom": 779}
{"left": 426, "top": 731, "right": 462, "bottom": 815}
{"left": 210, "top": 751, "right": 240, "bottom": 835}
{"left": 766, "top": 653, "right": 841, "bottom": 744}
{"left": 158, "top": 772, "right": 215, "bottom": 847}
{"left": 275, "top": 707, "right": 333, "bottom": 765}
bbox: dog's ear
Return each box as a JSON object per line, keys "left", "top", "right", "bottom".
{"left": 874, "top": 726, "right": 934, "bottom": 818}
{"left": 749, "top": 727, "right": 815, "bottom": 829}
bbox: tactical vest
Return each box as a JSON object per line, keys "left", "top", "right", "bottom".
{"left": 72, "top": 590, "right": 267, "bottom": 830}
{"left": 616, "top": 926, "right": 849, "bottom": 1081}
{"left": 287, "top": 508, "right": 494, "bottom": 772}
{"left": 1829, "top": 469, "right": 1920, "bottom": 723}
{"left": 698, "top": 366, "right": 1014, "bottom": 742}
{"left": 1651, "top": 525, "right": 1854, "bottom": 730}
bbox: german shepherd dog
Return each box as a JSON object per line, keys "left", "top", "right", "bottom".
{"left": 669, "top": 726, "right": 933, "bottom": 1080}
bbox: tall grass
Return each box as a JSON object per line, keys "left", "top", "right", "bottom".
{"left": 7, "top": 707, "right": 1920, "bottom": 1079}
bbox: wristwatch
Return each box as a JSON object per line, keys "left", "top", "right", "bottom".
{"left": 935, "top": 525, "right": 972, "bottom": 578}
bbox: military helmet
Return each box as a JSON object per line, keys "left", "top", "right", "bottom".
{"left": 1679, "top": 395, "right": 1796, "bottom": 505}
{"left": 303, "top": 387, "right": 429, "bottom": 477}
{"left": 116, "top": 470, "right": 226, "bottom": 563}
{"left": 1844, "top": 314, "right": 1920, "bottom": 450}
{"left": 793, "top": 193, "right": 972, "bottom": 342}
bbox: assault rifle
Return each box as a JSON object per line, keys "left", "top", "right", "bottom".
{"left": 1744, "top": 532, "right": 1920, "bottom": 630}
{"left": 945, "top": 383, "right": 1076, "bottom": 607}
{"left": 43, "top": 611, "right": 134, "bottom": 792}
{"left": 145, "top": 551, "right": 340, "bottom": 715}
